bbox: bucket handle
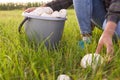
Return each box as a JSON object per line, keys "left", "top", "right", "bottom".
{"left": 18, "top": 17, "right": 29, "bottom": 34}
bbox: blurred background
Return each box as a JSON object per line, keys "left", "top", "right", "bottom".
{"left": 0, "top": 0, "right": 52, "bottom": 10}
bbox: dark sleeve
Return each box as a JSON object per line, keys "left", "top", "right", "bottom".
{"left": 44, "top": 0, "right": 73, "bottom": 11}
{"left": 106, "top": 0, "right": 120, "bottom": 24}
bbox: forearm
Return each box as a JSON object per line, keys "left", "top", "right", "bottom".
{"left": 44, "top": 0, "right": 73, "bottom": 11}
{"left": 103, "top": 21, "right": 117, "bottom": 38}
{"left": 104, "top": 0, "right": 120, "bottom": 37}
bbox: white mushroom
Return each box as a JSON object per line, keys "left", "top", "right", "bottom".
{"left": 57, "top": 74, "right": 71, "bottom": 80}
{"left": 26, "top": 8, "right": 67, "bottom": 18}
{"left": 29, "top": 7, "right": 53, "bottom": 16}
{"left": 81, "top": 53, "right": 104, "bottom": 69}
{"left": 43, "top": 7, "right": 53, "bottom": 14}
{"left": 59, "top": 9, "right": 67, "bottom": 18}
{"left": 41, "top": 13, "right": 52, "bottom": 17}
{"left": 51, "top": 11, "right": 61, "bottom": 18}
{"left": 59, "top": 9, "right": 67, "bottom": 14}
{"left": 30, "top": 7, "right": 44, "bottom": 15}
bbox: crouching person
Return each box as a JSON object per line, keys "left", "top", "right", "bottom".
{"left": 25, "top": 0, "right": 120, "bottom": 56}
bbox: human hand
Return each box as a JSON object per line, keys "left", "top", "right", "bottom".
{"left": 95, "top": 32, "right": 114, "bottom": 55}
{"left": 95, "top": 32, "right": 114, "bottom": 62}
{"left": 96, "top": 21, "right": 117, "bottom": 55}
{"left": 24, "top": 7, "right": 36, "bottom": 13}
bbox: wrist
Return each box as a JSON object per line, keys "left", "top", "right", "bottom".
{"left": 103, "top": 21, "right": 117, "bottom": 37}
{"left": 102, "top": 30, "right": 112, "bottom": 38}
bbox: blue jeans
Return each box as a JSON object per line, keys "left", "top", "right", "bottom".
{"left": 73, "top": 0, "right": 106, "bottom": 34}
{"left": 73, "top": 0, "right": 120, "bottom": 38}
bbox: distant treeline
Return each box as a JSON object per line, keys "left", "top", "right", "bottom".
{"left": 0, "top": 2, "right": 44, "bottom": 10}
{"left": 0, "top": 2, "right": 74, "bottom": 10}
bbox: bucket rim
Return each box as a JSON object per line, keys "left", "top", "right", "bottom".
{"left": 22, "top": 12, "right": 67, "bottom": 21}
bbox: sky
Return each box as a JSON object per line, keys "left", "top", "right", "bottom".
{"left": 0, "top": 0, "right": 52, "bottom": 3}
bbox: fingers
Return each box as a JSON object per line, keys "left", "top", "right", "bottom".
{"left": 24, "top": 8, "right": 30, "bottom": 12}
{"left": 106, "top": 43, "right": 114, "bottom": 55}
{"left": 24, "top": 7, "right": 36, "bottom": 13}
{"left": 96, "top": 41, "right": 114, "bottom": 54}
{"left": 106, "top": 43, "right": 114, "bottom": 62}
{"left": 95, "top": 42, "right": 103, "bottom": 54}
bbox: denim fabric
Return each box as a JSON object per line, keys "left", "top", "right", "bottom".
{"left": 103, "top": 20, "right": 120, "bottom": 38}
{"left": 73, "top": 0, "right": 106, "bottom": 34}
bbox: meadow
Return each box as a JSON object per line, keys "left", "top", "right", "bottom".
{"left": 0, "top": 9, "right": 120, "bottom": 80}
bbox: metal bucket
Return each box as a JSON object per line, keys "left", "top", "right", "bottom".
{"left": 18, "top": 14, "right": 66, "bottom": 48}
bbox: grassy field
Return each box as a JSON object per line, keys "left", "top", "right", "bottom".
{"left": 0, "top": 9, "right": 120, "bottom": 80}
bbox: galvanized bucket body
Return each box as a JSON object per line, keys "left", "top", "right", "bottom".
{"left": 22, "top": 15, "right": 66, "bottom": 48}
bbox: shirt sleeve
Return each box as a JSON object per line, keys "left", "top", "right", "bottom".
{"left": 106, "top": 1, "right": 120, "bottom": 24}
{"left": 44, "top": 0, "right": 73, "bottom": 11}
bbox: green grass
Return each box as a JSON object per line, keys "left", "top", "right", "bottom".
{"left": 0, "top": 9, "right": 120, "bottom": 80}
